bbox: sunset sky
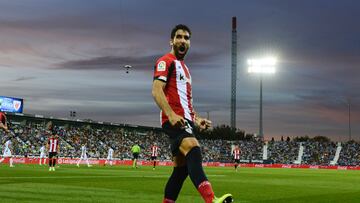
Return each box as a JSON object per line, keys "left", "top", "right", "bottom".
{"left": 0, "top": 0, "right": 359, "bottom": 141}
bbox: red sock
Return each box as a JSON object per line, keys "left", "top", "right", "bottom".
{"left": 197, "top": 181, "right": 215, "bottom": 203}
{"left": 162, "top": 198, "right": 175, "bottom": 203}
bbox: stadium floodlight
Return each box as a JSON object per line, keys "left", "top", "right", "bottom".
{"left": 247, "top": 56, "right": 277, "bottom": 139}
{"left": 247, "top": 57, "right": 277, "bottom": 74}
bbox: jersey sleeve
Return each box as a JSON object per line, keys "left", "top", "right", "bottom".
{"left": 153, "top": 57, "right": 173, "bottom": 82}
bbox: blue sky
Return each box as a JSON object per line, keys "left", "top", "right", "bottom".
{"left": 0, "top": 0, "right": 359, "bottom": 140}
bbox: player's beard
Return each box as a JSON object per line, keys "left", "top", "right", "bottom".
{"left": 174, "top": 44, "right": 188, "bottom": 60}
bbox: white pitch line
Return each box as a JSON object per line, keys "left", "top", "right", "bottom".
{"left": 0, "top": 174, "right": 225, "bottom": 179}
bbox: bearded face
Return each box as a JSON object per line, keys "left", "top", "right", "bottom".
{"left": 170, "top": 29, "right": 190, "bottom": 60}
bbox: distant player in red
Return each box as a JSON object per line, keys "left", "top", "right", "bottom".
{"left": 47, "top": 122, "right": 59, "bottom": 171}
{"left": 151, "top": 144, "right": 159, "bottom": 170}
{"left": 233, "top": 146, "right": 241, "bottom": 172}
{"left": 0, "top": 112, "right": 9, "bottom": 133}
{"left": 152, "top": 24, "right": 233, "bottom": 203}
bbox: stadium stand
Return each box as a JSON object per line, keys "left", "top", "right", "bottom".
{"left": 0, "top": 113, "right": 359, "bottom": 166}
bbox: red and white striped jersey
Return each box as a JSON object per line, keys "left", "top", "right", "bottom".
{"left": 233, "top": 148, "right": 240, "bottom": 160}
{"left": 153, "top": 53, "right": 194, "bottom": 125}
{"left": 48, "top": 137, "right": 59, "bottom": 153}
{"left": 151, "top": 145, "right": 159, "bottom": 157}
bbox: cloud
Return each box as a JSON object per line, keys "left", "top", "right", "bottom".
{"left": 55, "top": 50, "right": 222, "bottom": 71}
{"left": 13, "top": 76, "right": 36, "bottom": 82}
{"left": 56, "top": 55, "right": 158, "bottom": 71}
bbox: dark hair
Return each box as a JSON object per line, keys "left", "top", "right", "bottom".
{"left": 171, "top": 24, "right": 191, "bottom": 39}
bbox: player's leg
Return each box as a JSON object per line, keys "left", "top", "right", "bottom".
{"left": 132, "top": 153, "right": 138, "bottom": 168}
{"left": 0, "top": 157, "right": 4, "bottom": 163}
{"left": 179, "top": 137, "right": 215, "bottom": 202}
{"left": 39, "top": 157, "right": 42, "bottom": 165}
{"left": 163, "top": 154, "right": 188, "bottom": 202}
{"left": 152, "top": 157, "right": 156, "bottom": 169}
{"left": 52, "top": 156, "right": 56, "bottom": 169}
{"left": 9, "top": 156, "right": 14, "bottom": 167}
{"left": 48, "top": 154, "right": 53, "bottom": 171}
{"left": 76, "top": 156, "right": 82, "bottom": 167}
{"left": 85, "top": 155, "right": 91, "bottom": 167}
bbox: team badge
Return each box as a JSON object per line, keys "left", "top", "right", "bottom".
{"left": 157, "top": 61, "right": 166, "bottom": 71}
{"left": 13, "top": 100, "right": 21, "bottom": 111}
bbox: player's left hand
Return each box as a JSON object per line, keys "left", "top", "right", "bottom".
{"left": 196, "top": 117, "right": 212, "bottom": 131}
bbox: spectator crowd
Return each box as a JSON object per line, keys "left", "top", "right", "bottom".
{"left": 1, "top": 122, "right": 359, "bottom": 166}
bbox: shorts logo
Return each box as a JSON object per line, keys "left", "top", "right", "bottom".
{"left": 157, "top": 61, "right": 166, "bottom": 72}
{"left": 184, "top": 121, "right": 193, "bottom": 134}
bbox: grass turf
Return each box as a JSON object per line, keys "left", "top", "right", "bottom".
{"left": 0, "top": 164, "right": 359, "bottom": 202}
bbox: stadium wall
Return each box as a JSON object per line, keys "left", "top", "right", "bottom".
{"left": 3, "top": 157, "right": 360, "bottom": 170}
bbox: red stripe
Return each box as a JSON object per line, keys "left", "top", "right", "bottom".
{"left": 162, "top": 62, "right": 184, "bottom": 124}
{"left": 181, "top": 62, "right": 194, "bottom": 121}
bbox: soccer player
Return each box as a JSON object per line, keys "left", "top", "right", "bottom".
{"left": 131, "top": 144, "right": 140, "bottom": 169}
{"left": 0, "top": 113, "right": 14, "bottom": 167}
{"left": 47, "top": 127, "right": 59, "bottom": 171}
{"left": 152, "top": 24, "right": 233, "bottom": 203}
{"left": 0, "top": 112, "right": 9, "bottom": 133}
{"left": 76, "top": 144, "right": 91, "bottom": 167}
{"left": 151, "top": 143, "right": 159, "bottom": 170}
{"left": 233, "top": 145, "right": 241, "bottom": 171}
{"left": 0, "top": 137, "right": 15, "bottom": 167}
{"left": 39, "top": 144, "right": 46, "bottom": 165}
{"left": 105, "top": 147, "right": 114, "bottom": 166}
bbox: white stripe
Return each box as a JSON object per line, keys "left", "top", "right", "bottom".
{"left": 175, "top": 61, "right": 192, "bottom": 121}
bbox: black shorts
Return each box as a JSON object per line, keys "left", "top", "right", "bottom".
{"left": 234, "top": 159, "right": 240, "bottom": 164}
{"left": 151, "top": 156, "right": 157, "bottom": 160}
{"left": 49, "top": 152, "right": 57, "bottom": 159}
{"left": 133, "top": 153, "right": 139, "bottom": 159}
{"left": 162, "top": 120, "right": 195, "bottom": 157}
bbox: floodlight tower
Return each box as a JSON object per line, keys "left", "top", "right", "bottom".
{"left": 247, "top": 57, "right": 277, "bottom": 139}
{"left": 231, "top": 17, "right": 237, "bottom": 129}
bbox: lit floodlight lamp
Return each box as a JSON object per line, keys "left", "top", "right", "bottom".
{"left": 247, "top": 57, "right": 277, "bottom": 74}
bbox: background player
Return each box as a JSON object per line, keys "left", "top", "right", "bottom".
{"left": 0, "top": 112, "right": 9, "bottom": 133}
{"left": 131, "top": 143, "right": 140, "bottom": 169}
{"left": 233, "top": 145, "right": 241, "bottom": 172}
{"left": 47, "top": 123, "right": 59, "bottom": 171}
{"left": 105, "top": 146, "right": 114, "bottom": 166}
{"left": 77, "top": 144, "right": 92, "bottom": 167}
{"left": 0, "top": 113, "right": 14, "bottom": 167}
{"left": 39, "top": 144, "right": 46, "bottom": 165}
{"left": 0, "top": 137, "right": 15, "bottom": 167}
{"left": 151, "top": 143, "right": 159, "bottom": 170}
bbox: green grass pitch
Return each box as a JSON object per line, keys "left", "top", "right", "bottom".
{"left": 0, "top": 164, "right": 359, "bottom": 202}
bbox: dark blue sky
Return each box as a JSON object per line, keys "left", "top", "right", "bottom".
{"left": 0, "top": 0, "right": 359, "bottom": 140}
